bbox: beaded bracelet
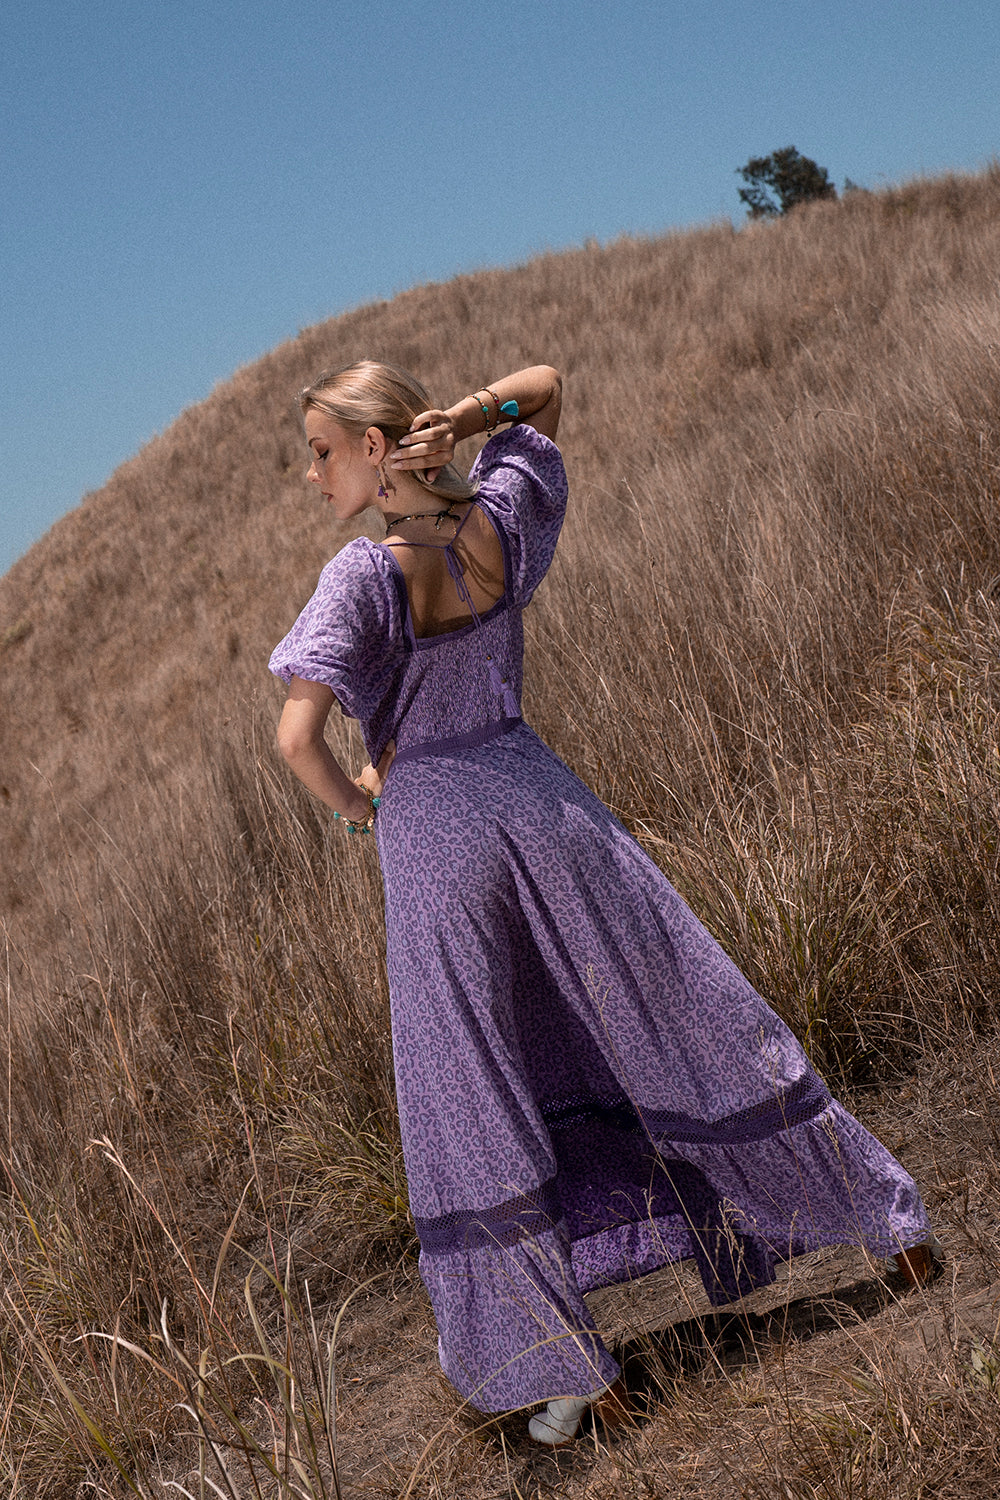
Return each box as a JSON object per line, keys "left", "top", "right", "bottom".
{"left": 333, "top": 789, "right": 381, "bottom": 834}
{"left": 482, "top": 387, "right": 502, "bottom": 431}
{"left": 471, "top": 392, "right": 492, "bottom": 431}
{"left": 470, "top": 388, "right": 518, "bottom": 434}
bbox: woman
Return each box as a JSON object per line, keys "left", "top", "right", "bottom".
{"left": 270, "top": 362, "right": 936, "bottom": 1446}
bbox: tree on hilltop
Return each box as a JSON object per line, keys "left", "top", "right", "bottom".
{"left": 737, "top": 146, "right": 837, "bottom": 218}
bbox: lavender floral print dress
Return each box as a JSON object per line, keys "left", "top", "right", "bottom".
{"left": 270, "top": 425, "right": 931, "bottom": 1412}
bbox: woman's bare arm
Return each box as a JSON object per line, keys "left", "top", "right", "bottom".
{"left": 448, "top": 365, "right": 562, "bottom": 441}
{"left": 390, "top": 365, "right": 562, "bottom": 478}
{"left": 277, "top": 676, "right": 394, "bottom": 819}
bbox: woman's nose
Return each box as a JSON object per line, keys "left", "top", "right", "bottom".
{"left": 307, "top": 460, "right": 320, "bottom": 484}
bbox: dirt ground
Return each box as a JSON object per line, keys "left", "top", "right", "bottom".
{"left": 314, "top": 1040, "right": 1000, "bottom": 1498}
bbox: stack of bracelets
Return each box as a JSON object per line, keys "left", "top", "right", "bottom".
{"left": 471, "top": 388, "right": 519, "bottom": 432}
{"left": 333, "top": 787, "right": 380, "bottom": 834}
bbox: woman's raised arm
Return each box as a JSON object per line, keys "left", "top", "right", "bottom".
{"left": 390, "top": 365, "right": 562, "bottom": 479}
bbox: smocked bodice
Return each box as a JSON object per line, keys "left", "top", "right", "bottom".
{"left": 269, "top": 425, "right": 568, "bottom": 762}
{"left": 370, "top": 562, "right": 525, "bottom": 759}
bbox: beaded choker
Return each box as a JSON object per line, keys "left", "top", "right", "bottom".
{"left": 385, "top": 505, "right": 462, "bottom": 534}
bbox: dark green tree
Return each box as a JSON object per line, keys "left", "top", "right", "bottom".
{"left": 737, "top": 146, "right": 837, "bottom": 218}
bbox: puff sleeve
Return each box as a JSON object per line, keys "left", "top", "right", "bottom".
{"left": 469, "top": 426, "right": 568, "bottom": 606}
{"left": 268, "top": 538, "right": 406, "bottom": 732}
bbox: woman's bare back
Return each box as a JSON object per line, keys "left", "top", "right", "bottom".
{"left": 383, "top": 502, "right": 506, "bottom": 637}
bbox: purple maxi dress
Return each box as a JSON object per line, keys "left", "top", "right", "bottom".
{"left": 270, "top": 425, "right": 931, "bottom": 1413}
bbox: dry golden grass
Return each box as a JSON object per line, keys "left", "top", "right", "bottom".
{"left": 3, "top": 167, "right": 1000, "bottom": 1494}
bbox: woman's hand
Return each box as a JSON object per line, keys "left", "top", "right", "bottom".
{"left": 355, "top": 741, "right": 396, "bottom": 799}
{"left": 388, "top": 369, "right": 562, "bottom": 479}
{"left": 389, "top": 410, "right": 456, "bottom": 483}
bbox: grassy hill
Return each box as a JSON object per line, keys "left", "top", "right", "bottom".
{"left": 4, "top": 169, "right": 1000, "bottom": 1495}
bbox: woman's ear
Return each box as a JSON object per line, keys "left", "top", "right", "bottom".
{"left": 364, "top": 426, "right": 389, "bottom": 465}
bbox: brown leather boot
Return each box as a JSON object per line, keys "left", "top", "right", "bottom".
{"left": 895, "top": 1240, "right": 942, "bottom": 1287}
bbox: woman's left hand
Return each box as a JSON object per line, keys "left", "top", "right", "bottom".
{"left": 390, "top": 409, "right": 456, "bottom": 483}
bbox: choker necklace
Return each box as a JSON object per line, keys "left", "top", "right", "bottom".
{"left": 385, "top": 504, "right": 462, "bottom": 534}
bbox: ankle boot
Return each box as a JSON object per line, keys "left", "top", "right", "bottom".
{"left": 528, "top": 1378, "right": 632, "bottom": 1446}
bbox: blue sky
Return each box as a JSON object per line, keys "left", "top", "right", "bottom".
{"left": 3, "top": 0, "right": 999, "bottom": 576}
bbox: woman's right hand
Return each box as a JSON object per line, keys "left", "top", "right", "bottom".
{"left": 356, "top": 740, "right": 396, "bottom": 799}
{"left": 389, "top": 410, "right": 456, "bottom": 483}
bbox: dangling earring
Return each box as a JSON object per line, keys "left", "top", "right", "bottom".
{"left": 377, "top": 462, "right": 395, "bottom": 499}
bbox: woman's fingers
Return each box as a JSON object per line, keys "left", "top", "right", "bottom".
{"left": 390, "top": 410, "right": 455, "bottom": 470}
{"left": 391, "top": 429, "right": 451, "bottom": 460}
{"left": 391, "top": 434, "right": 447, "bottom": 459}
{"left": 356, "top": 740, "right": 396, "bottom": 797}
{"left": 407, "top": 407, "right": 446, "bottom": 433}
{"left": 390, "top": 447, "right": 452, "bottom": 471}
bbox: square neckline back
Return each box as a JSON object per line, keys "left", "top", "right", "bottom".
{"left": 377, "top": 498, "right": 513, "bottom": 648}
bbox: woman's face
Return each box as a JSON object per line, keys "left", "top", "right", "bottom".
{"left": 304, "top": 408, "right": 378, "bottom": 518}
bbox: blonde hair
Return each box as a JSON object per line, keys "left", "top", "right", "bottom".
{"left": 298, "top": 360, "right": 476, "bottom": 502}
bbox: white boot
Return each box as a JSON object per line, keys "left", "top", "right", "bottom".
{"left": 528, "top": 1392, "right": 594, "bottom": 1445}
{"left": 527, "top": 1379, "right": 633, "bottom": 1446}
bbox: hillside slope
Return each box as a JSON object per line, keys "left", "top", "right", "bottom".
{"left": 6, "top": 170, "right": 1000, "bottom": 1497}
{"left": 3, "top": 168, "right": 1000, "bottom": 960}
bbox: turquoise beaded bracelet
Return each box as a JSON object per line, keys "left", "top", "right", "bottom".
{"left": 471, "top": 390, "right": 519, "bottom": 433}
{"left": 334, "top": 792, "right": 381, "bottom": 834}
{"left": 482, "top": 387, "right": 502, "bottom": 432}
